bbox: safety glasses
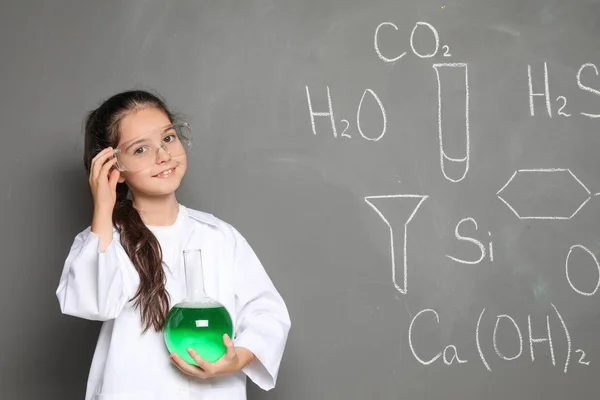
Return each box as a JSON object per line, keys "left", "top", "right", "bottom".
{"left": 113, "top": 122, "right": 192, "bottom": 172}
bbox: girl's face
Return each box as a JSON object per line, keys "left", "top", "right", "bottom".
{"left": 115, "top": 107, "right": 188, "bottom": 198}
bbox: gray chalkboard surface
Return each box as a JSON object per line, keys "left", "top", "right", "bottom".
{"left": 2, "top": 0, "right": 600, "bottom": 399}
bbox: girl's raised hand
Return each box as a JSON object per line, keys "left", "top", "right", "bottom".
{"left": 89, "top": 147, "right": 120, "bottom": 212}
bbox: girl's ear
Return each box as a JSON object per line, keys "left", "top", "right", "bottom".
{"left": 118, "top": 175, "right": 126, "bottom": 183}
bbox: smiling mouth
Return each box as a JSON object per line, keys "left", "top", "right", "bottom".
{"left": 154, "top": 167, "right": 176, "bottom": 178}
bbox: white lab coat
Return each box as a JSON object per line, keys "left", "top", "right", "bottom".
{"left": 56, "top": 204, "right": 291, "bottom": 400}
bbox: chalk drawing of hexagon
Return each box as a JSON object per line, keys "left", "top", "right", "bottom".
{"left": 496, "top": 169, "right": 592, "bottom": 220}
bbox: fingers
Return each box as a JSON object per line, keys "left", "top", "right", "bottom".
{"left": 173, "top": 344, "right": 240, "bottom": 380}
{"left": 186, "top": 348, "right": 213, "bottom": 373}
{"left": 223, "top": 334, "right": 235, "bottom": 355}
{"left": 169, "top": 353, "right": 208, "bottom": 379}
{"left": 90, "top": 147, "right": 113, "bottom": 172}
{"left": 89, "top": 147, "right": 115, "bottom": 181}
{"left": 100, "top": 154, "right": 117, "bottom": 172}
{"left": 99, "top": 157, "right": 118, "bottom": 183}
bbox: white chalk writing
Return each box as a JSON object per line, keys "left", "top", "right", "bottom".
{"left": 407, "top": 304, "right": 587, "bottom": 372}
{"left": 304, "top": 20, "right": 598, "bottom": 378}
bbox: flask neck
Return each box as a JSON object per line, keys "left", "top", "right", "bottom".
{"left": 183, "top": 249, "right": 207, "bottom": 302}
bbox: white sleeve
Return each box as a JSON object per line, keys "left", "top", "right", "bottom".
{"left": 56, "top": 228, "right": 136, "bottom": 321}
{"left": 232, "top": 229, "right": 291, "bottom": 391}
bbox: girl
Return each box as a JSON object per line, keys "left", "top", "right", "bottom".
{"left": 56, "top": 90, "right": 291, "bottom": 400}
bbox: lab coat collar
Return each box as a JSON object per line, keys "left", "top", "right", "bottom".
{"left": 110, "top": 203, "right": 220, "bottom": 233}
{"left": 184, "top": 206, "right": 220, "bottom": 228}
{"left": 109, "top": 204, "right": 221, "bottom": 285}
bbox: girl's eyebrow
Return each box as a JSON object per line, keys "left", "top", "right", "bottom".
{"left": 124, "top": 137, "right": 149, "bottom": 152}
{"left": 122, "top": 125, "right": 175, "bottom": 151}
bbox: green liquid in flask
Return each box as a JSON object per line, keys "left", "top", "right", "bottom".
{"left": 164, "top": 302, "right": 233, "bottom": 364}
{"left": 163, "top": 248, "right": 234, "bottom": 366}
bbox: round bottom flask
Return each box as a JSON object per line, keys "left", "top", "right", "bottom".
{"left": 164, "top": 249, "right": 233, "bottom": 365}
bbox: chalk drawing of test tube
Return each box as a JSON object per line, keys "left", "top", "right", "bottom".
{"left": 433, "top": 63, "right": 470, "bottom": 183}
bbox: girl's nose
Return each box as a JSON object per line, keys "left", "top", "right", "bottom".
{"left": 155, "top": 144, "right": 172, "bottom": 163}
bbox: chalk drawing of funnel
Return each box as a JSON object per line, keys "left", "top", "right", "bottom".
{"left": 365, "top": 194, "right": 428, "bottom": 294}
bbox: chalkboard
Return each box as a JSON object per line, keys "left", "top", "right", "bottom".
{"left": 2, "top": 0, "right": 600, "bottom": 399}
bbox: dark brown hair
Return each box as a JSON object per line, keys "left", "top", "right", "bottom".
{"left": 83, "top": 89, "right": 176, "bottom": 332}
